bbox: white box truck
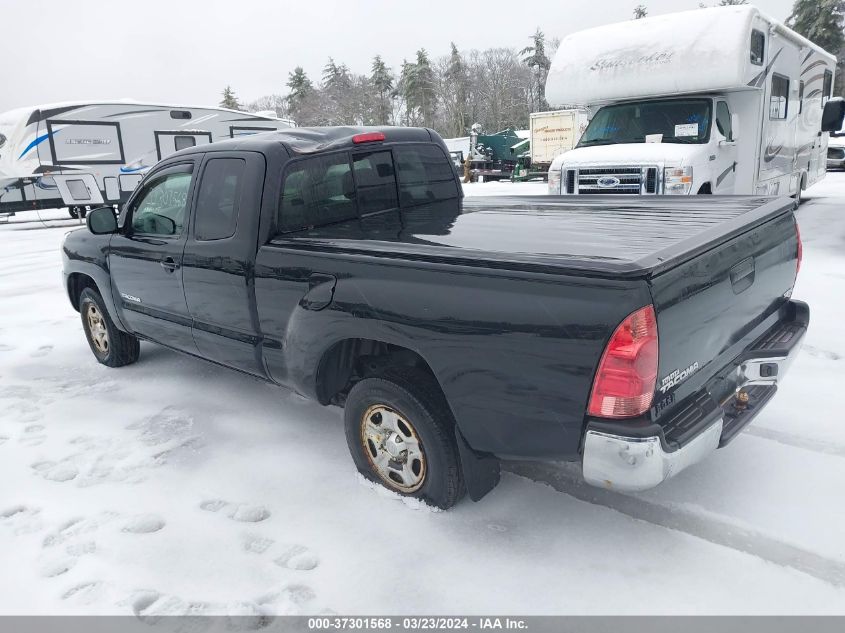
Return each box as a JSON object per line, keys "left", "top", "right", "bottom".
{"left": 545, "top": 5, "right": 845, "bottom": 201}
{"left": 529, "top": 109, "right": 588, "bottom": 174}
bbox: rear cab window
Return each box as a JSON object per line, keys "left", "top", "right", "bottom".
{"left": 276, "top": 143, "right": 457, "bottom": 234}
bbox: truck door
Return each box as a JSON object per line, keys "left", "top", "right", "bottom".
{"left": 108, "top": 162, "right": 197, "bottom": 352}
{"left": 713, "top": 101, "right": 738, "bottom": 193}
{"left": 181, "top": 151, "right": 266, "bottom": 375}
{"left": 154, "top": 131, "right": 212, "bottom": 160}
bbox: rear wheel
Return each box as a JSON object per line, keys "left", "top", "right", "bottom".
{"left": 344, "top": 368, "right": 465, "bottom": 509}
{"left": 79, "top": 288, "right": 140, "bottom": 367}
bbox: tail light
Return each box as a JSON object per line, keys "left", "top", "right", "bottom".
{"left": 588, "top": 305, "right": 659, "bottom": 419}
{"left": 795, "top": 220, "right": 802, "bottom": 275}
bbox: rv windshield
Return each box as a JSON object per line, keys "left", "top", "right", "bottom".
{"left": 578, "top": 99, "right": 712, "bottom": 147}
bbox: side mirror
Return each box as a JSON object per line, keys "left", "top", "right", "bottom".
{"left": 822, "top": 97, "right": 845, "bottom": 133}
{"left": 730, "top": 113, "right": 740, "bottom": 142}
{"left": 86, "top": 206, "right": 118, "bottom": 235}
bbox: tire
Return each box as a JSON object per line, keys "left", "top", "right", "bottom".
{"left": 793, "top": 183, "right": 803, "bottom": 209}
{"left": 79, "top": 287, "right": 140, "bottom": 367}
{"left": 344, "top": 367, "right": 465, "bottom": 510}
{"left": 68, "top": 207, "right": 79, "bottom": 219}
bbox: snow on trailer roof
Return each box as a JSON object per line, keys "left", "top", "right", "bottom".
{"left": 546, "top": 5, "right": 834, "bottom": 107}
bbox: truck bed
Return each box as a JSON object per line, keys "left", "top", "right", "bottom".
{"left": 282, "top": 195, "right": 796, "bottom": 278}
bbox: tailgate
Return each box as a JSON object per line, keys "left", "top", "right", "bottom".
{"left": 648, "top": 200, "right": 799, "bottom": 422}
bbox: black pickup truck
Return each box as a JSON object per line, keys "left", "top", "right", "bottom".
{"left": 62, "top": 126, "right": 807, "bottom": 509}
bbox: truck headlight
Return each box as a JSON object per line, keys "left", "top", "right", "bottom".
{"left": 548, "top": 169, "right": 562, "bottom": 194}
{"left": 664, "top": 167, "right": 693, "bottom": 195}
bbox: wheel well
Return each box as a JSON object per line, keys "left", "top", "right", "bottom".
{"left": 316, "top": 338, "right": 439, "bottom": 406}
{"left": 67, "top": 273, "right": 99, "bottom": 312}
{"left": 697, "top": 183, "right": 712, "bottom": 194}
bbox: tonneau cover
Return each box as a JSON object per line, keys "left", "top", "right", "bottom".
{"left": 275, "top": 195, "right": 795, "bottom": 279}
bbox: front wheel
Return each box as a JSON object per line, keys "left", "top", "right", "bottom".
{"left": 344, "top": 368, "right": 465, "bottom": 510}
{"left": 79, "top": 287, "right": 140, "bottom": 367}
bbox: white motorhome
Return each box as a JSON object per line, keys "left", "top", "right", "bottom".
{"left": 545, "top": 5, "right": 844, "bottom": 200}
{"left": 0, "top": 101, "right": 294, "bottom": 217}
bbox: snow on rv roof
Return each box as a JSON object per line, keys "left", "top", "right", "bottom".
{"left": 545, "top": 5, "right": 833, "bottom": 107}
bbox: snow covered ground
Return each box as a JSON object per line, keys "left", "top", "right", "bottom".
{"left": 1, "top": 176, "right": 845, "bottom": 616}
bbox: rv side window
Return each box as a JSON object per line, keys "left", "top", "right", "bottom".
{"left": 823, "top": 70, "right": 833, "bottom": 107}
{"left": 770, "top": 74, "right": 789, "bottom": 120}
{"left": 194, "top": 158, "right": 245, "bottom": 241}
{"left": 174, "top": 136, "right": 197, "bottom": 152}
{"left": 750, "top": 30, "right": 765, "bottom": 66}
{"left": 798, "top": 81, "right": 804, "bottom": 114}
{"left": 716, "top": 102, "right": 732, "bottom": 141}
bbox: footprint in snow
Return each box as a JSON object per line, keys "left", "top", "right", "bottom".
{"left": 242, "top": 533, "right": 275, "bottom": 554}
{"left": 200, "top": 499, "right": 270, "bottom": 523}
{"left": 40, "top": 556, "right": 77, "bottom": 578}
{"left": 42, "top": 513, "right": 117, "bottom": 548}
{"left": 32, "top": 460, "right": 79, "bottom": 482}
{"left": 0, "top": 505, "right": 43, "bottom": 534}
{"left": 122, "top": 515, "right": 166, "bottom": 534}
{"left": 31, "top": 345, "right": 53, "bottom": 358}
{"left": 62, "top": 581, "right": 107, "bottom": 605}
{"left": 274, "top": 545, "right": 319, "bottom": 571}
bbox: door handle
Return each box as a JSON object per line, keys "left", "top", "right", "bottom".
{"left": 160, "top": 257, "right": 179, "bottom": 273}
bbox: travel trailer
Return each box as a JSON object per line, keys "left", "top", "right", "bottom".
{"left": 0, "top": 101, "right": 294, "bottom": 217}
{"left": 545, "top": 5, "right": 845, "bottom": 200}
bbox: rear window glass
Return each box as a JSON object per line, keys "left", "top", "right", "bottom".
{"left": 393, "top": 145, "right": 458, "bottom": 207}
{"left": 278, "top": 152, "right": 355, "bottom": 232}
{"left": 750, "top": 30, "right": 765, "bottom": 66}
{"left": 174, "top": 136, "right": 197, "bottom": 151}
{"left": 770, "top": 74, "right": 789, "bottom": 120}
{"left": 353, "top": 150, "right": 398, "bottom": 214}
{"left": 194, "top": 158, "right": 245, "bottom": 241}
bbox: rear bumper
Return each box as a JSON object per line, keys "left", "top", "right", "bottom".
{"left": 581, "top": 300, "right": 808, "bottom": 492}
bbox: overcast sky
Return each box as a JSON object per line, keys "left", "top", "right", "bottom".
{"left": 2, "top": 0, "right": 796, "bottom": 113}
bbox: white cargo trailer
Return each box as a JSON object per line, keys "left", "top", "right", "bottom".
{"left": 545, "top": 5, "right": 845, "bottom": 200}
{"left": 528, "top": 109, "right": 588, "bottom": 170}
{"left": 0, "top": 100, "right": 294, "bottom": 217}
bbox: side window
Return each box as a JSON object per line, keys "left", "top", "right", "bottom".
{"left": 715, "top": 102, "right": 732, "bottom": 141}
{"left": 174, "top": 136, "right": 197, "bottom": 151}
{"left": 750, "top": 30, "right": 765, "bottom": 66}
{"left": 194, "top": 158, "right": 245, "bottom": 241}
{"left": 353, "top": 150, "right": 398, "bottom": 214}
{"left": 131, "top": 169, "right": 193, "bottom": 236}
{"left": 823, "top": 70, "right": 833, "bottom": 107}
{"left": 799, "top": 81, "right": 805, "bottom": 114}
{"left": 278, "top": 152, "right": 355, "bottom": 233}
{"left": 770, "top": 74, "right": 789, "bottom": 120}
{"left": 393, "top": 145, "right": 459, "bottom": 207}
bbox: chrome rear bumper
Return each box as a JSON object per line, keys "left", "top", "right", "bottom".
{"left": 581, "top": 300, "right": 807, "bottom": 492}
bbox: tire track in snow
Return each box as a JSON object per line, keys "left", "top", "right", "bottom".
{"left": 743, "top": 426, "right": 845, "bottom": 458}
{"left": 506, "top": 462, "right": 845, "bottom": 588}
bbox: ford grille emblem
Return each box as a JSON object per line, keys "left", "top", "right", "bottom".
{"left": 596, "top": 176, "right": 620, "bottom": 188}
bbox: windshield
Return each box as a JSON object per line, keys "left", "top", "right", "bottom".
{"left": 578, "top": 99, "right": 712, "bottom": 147}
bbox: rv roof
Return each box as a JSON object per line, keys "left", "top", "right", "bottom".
{"left": 546, "top": 5, "right": 835, "bottom": 107}
{"left": 0, "top": 99, "right": 294, "bottom": 125}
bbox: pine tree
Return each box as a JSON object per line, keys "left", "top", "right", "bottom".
{"left": 322, "top": 58, "right": 354, "bottom": 124}
{"left": 788, "top": 0, "right": 845, "bottom": 54}
{"left": 411, "top": 49, "right": 437, "bottom": 128}
{"left": 286, "top": 67, "right": 315, "bottom": 124}
{"left": 219, "top": 86, "right": 241, "bottom": 110}
{"left": 719, "top": 0, "right": 748, "bottom": 5}
{"left": 521, "top": 29, "right": 552, "bottom": 111}
{"left": 442, "top": 43, "right": 470, "bottom": 136}
{"left": 370, "top": 55, "right": 394, "bottom": 125}
{"left": 633, "top": 4, "right": 648, "bottom": 19}
{"left": 789, "top": 0, "right": 845, "bottom": 97}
